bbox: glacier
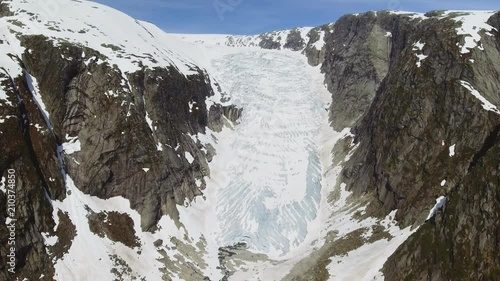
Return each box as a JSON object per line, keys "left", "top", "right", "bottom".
{"left": 206, "top": 49, "right": 327, "bottom": 256}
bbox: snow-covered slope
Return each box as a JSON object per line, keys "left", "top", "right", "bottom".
{"left": 1, "top": 0, "right": 201, "bottom": 76}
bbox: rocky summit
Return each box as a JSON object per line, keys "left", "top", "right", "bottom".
{"left": 0, "top": 0, "right": 499, "bottom": 280}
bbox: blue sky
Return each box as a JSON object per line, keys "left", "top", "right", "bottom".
{"left": 92, "top": 0, "right": 499, "bottom": 34}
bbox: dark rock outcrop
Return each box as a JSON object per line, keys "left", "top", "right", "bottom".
{"left": 283, "top": 28, "right": 306, "bottom": 51}
{"left": 303, "top": 24, "right": 333, "bottom": 66}
{"left": 0, "top": 1, "right": 11, "bottom": 17}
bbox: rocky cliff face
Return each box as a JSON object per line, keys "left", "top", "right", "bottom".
{"left": 320, "top": 10, "right": 500, "bottom": 280}
{"left": 383, "top": 134, "right": 500, "bottom": 280}
{"left": 341, "top": 10, "right": 500, "bottom": 224}
{"left": 321, "top": 12, "right": 393, "bottom": 131}
{"left": 20, "top": 34, "right": 226, "bottom": 231}
{"left": 380, "top": 13, "right": 500, "bottom": 280}
{"left": 0, "top": 53, "right": 64, "bottom": 280}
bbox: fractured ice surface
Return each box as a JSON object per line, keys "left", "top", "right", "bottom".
{"left": 209, "top": 50, "right": 325, "bottom": 256}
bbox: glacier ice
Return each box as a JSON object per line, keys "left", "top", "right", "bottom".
{"left": 207, "top": 50, "right": 326, "bottom": 256}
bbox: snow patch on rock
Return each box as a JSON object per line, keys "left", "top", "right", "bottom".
{"left": 446, "top": 11, "right": 496, "bottom": 54}
{"left": 449, "top": 144, "right": 456, "bottom": 157}
{"left": 426, "top": 196, "right": 447, "bottom": 220}
{"left": 62, "top": 135, "right": 81, "bottom": 155}
{"left": 460, "top": 80, "right": 500, "bottom": 114}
